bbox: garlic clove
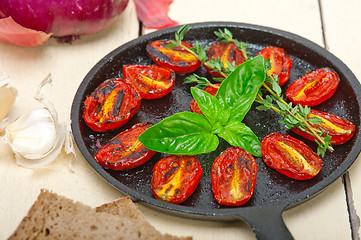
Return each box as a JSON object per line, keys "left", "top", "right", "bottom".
{"left": 5, "top": 108, "right": 59, "bottom": 159}
{"left": 0, "top": 73, "right": 17, "bottom": 126}
{"left": 15, "top": 124, "right": 65, "bottom": 168}
{"left": 3, "top": 106, "right": 66, "bottom": 168}
{"left": 1, "top": 73, "right": 73, "bottom": 169}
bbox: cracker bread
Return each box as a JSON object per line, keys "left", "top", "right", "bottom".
{"left": 8, "top": 189, "right": 192, "bottom": 240}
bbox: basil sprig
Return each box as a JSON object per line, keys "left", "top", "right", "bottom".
{"left": 138, "top": 56, "right": 266, "bottom": 157}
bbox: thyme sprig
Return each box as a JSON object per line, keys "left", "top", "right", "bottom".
{"left": 166, "top": 25, "right": 230, "bottom": 79}
{"left": 207, "top": 57, "right": 237, "bottom": 80}
{"left": 166, "top": 25, "right": 208, "bottom": 65}
{"left": 255, "top": 73, "right": 334, "bottom": 157}
{"left": 213, "top": 28, "right": 249, "bottom": 61}
{"left": 166, "top": 24, "right": 334, "bottom": 157}
{"left": 183, "top": 74, "right": 218, "bottom": 89}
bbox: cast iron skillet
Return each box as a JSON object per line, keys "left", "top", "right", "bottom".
{"left": 71, "top": 22, "right": 361, "bottom": 239}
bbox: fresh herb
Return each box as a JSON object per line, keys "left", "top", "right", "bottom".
{"left": 213, "top": 28, "right": 249, "bottom": 61}
{"left": 191, "top": 41, "right": 208, "bottom": 63}
{"left": 166, "top": 25, "right": 207, "bottom": 62}
{"left": 255, "top": 72, "right": 334, "bottom": 157}
{"left": 139, "top": 56, "right": 266, "bottom": 157}
{"left": 165, "top": 25, "right": 228, "bottom": 78}
{"left": 206, "top": 57, "right": 237, "bottom": 78}
{"left": 169, "top": 24, "right": 333, "bottom": 156}
{"left": 183, "top": 74, "right": 217, "bottom": 89}
{"left": 166, "top": 25, "right": 189, "bottom": 48}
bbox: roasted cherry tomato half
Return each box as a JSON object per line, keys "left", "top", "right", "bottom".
{"left": 205, "top": 42, "right": 246, "bottom": 77}
{"left": 151, "top": 155, "right": 202, "bottom": 204}
{"left": 94, "top": 123, "right": 156, "bottom": 170}
{"left": 261, "top": 132, "right": 323, "bottom": 180}
{"left": 83, "top": 78, "right": 141, "bottom": 132}
{"left": 211, "top": 146, "right": 257, "bottom": 206}
{"left": 257, "top": 46, "right": 292, "bottom": 86}
{"left": 286, "top": 67, "right": 340, "bottom": 107}
{"left": 123, "top": 65, "right": 176, "bottom": 99}
{"left": 146, "top": 40, "right": 201, "bottom": 74}
{"left": 190, "top": 83, "right": 220, "bottom": 114}
{"left": 292, "top": 109, "right": 355, "bottom": 145}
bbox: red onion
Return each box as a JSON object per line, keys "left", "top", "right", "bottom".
{"left": 0, "top": 0, "right": 178, "bottom": 47}
{"left": 0, "top": 0, "right": 129, "bottom": 37}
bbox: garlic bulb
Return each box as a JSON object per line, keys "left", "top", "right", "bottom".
{"left": 0, "top": 73, "right": 17, "bottom": 129}
{"left": 2, "top": 74, "right": 73, "bottom": 168}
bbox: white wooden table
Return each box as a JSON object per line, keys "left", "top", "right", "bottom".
{"left": 1, "top": 0, "right": 360, "bottom": 239}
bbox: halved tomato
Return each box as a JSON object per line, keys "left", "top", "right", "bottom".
{"left": 286, "top": 67, "right": 340, "bottom": 107}
{"left": 146, "top": 40, "right": 201, "bottom": 74}
{"left": 94, "top": 123, "right": 156, "bottom": 170}
{"left": 123, "top": 65, "right": 175, "bottom": 99}
{"left": 292, "top": 109, "right": 355, "bottom": 145}
{"left": 261, "top": 132, "right": 323, "bottom": 180}
{"left": 257, "top": 46, "right": 292, "bottom": 86}
{"left": 83, "top": 78, "right": 141, "bottom": 132}
{"left": 211, "top": 146, "right": 257, "bottom": 206}
{"left": 205, "top": 41, "right": 246, "bottom": 77}
{"left": 189, "top": 83, "right": 220, "bottom": 114}
{"left": 151, "top": 155, "right": 202, "bottom": 204}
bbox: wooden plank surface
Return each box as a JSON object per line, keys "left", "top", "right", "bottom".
{"left": 0, "top": 0, "right": 358, "bottom": 239}
{"left": 0, "top": 2, "right": 140, "bottom": 239}
{"left": 321, "top": 0, "right": 361, "bottom": 238}
{"left": 167, "top": 0, "right": 324, "bottom": 45}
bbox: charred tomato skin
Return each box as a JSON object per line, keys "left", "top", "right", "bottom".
{"left": 211, "top": 146, "right": 257, "bottom": 206}
{"left": 292, "top": 109, "right": 355, "bottom": 145}
{"left": 261, "top": 132, "right": 323, "bottom": 180}
{"left": 123, "top": 65, "right": 176, "bottom": 99}
{"left": 257, "top": 46, "right": 292, "bottom": 86}
{"left": 146, "top": 40, "right": 201, "bottom": 74}
{"left": 151, "top": 155, "right": 202, "bottom": 204}
{"left": 204, "top": 41, "right": 246, "bottom": 77}
{"left": 190, "top": 83, "right": 220, "bottom": 114}
{"left": 83, "top": 78, "right": 141, "bottom": 132}
{"left": 286, "top": 67, "right": 340, "bottom": 107}
{"left": 94, "top": 123, "right": 156, "bottom": 170}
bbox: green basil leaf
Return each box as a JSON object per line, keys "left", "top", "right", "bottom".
{"left": 218, "top": 120, "right": 262, "bottom": 157}
{"left": 211, "top": 122, "right": 224, "bottom": 134}
{"left": 219, "top": 108, "right": 231, "bottom": 126}
{"left": 138, "top": 112, "right": 219, "bottom": 155}
{"left": 191, "top": 87, "right": 222, "bottom": 126}
{"left": 216, "top": 55, "right": 266, "bottom": 122}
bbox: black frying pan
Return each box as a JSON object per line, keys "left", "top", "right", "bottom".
{"left": 71, "top": 22, "right": 361, "bottom": 239}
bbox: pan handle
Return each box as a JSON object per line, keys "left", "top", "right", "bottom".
{"left": 236, "top": 206, "right": 293, "bottom": 240}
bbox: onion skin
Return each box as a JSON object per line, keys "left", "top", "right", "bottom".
{"left": 0, "top": 0, "right": 129, "bottom": 37}
{"left": 0, "top": 17, "right": 52, "bottom": 47}
{"left": 134, "top": 0, "right": 178, "bottom": 29}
